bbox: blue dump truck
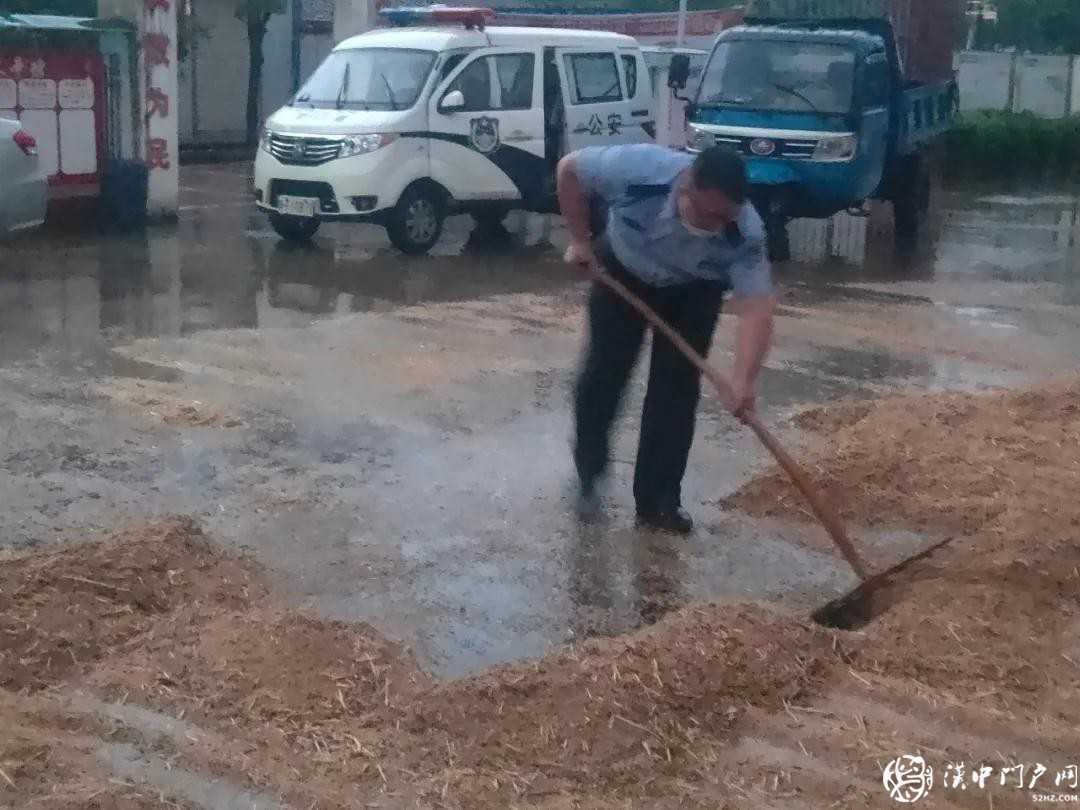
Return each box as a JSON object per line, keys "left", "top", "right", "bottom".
{"left": 676, "top": 0, "right": 960, "bottom": 259}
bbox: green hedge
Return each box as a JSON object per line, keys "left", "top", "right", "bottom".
{"left": 945, "top": 111, "right": 1080, "bottom": 179}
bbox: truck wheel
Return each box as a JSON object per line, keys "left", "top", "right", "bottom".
{"left": 894, "top": 157, "right": 931, "bottom": 252}
{"left": 751, "top": 191, "right": 791, "bottom": 263}
{"left": 765, "top": 214, "right": 791, "bottom": 263}
{"left": 387, "top": 184, "right": 445, "bottom": 255}
{"left": 893, "top": 197, "right": 920, "bottom": 250}
{"left": 269, "top": 212, "right": 320, "bottom": 242}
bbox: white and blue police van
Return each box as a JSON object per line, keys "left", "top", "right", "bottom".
{"left": 254, "top": 6, "right": 657, "bottom": 253}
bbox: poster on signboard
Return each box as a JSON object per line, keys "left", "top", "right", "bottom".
{"left": 18, "top": 78, "right": 57, "bottom": 109}
{"left": 59, "top": 78, "right": 94, "bottom": 109}
{"left": 59, "top": 109, "right": 97, "bottom": 174}
{"left": 0, "top": 78, "right": 16, "bottom": 109}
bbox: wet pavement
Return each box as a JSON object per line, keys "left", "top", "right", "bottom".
{"left": 2, "top": 165, "right": 1079, "bottom": 675}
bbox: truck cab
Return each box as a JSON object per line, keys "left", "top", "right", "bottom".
{"left": 685, "top": 0, "right": 958, "bottom": 260}
{"left": 690, "top": 28, "right": 889, "bottom": 216}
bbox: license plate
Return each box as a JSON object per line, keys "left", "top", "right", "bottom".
{"left": 277, "top": 195, "right": 318, "bottom": 217}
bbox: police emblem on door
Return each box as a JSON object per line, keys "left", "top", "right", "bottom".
{"left": 470, "top": 116, "right": 500, "bottom": 154}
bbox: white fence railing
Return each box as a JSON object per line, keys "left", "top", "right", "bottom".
{"left": 957, "top": 50, "right": 1080, "bottom": 118}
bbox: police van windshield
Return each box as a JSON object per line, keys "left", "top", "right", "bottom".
{"left": 698, "top": 40, "right": 856, "bottom": 115}
{"left": 294, "top": 48, "right": 437, "bottom": 110}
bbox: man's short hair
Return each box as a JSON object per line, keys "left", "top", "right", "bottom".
{"left": 691, "top": 146, "right": 748, "bottom": 204}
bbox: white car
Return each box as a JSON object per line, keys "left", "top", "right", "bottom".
{"left": 0, "top": 116, "right": 46, "bottom": 236}
{"left": 254, "top": 6, "right": 657, "bottom": 254}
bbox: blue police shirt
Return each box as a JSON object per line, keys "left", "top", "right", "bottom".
{"left": 574, "top": 143, "right": 772, "bottom": 298}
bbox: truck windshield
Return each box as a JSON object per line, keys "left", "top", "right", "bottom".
{"left": 698, "top": 40, "right": 856, "bottom": 115}
{"left": 294, "top": 48, "right": 437, "bottom": 110}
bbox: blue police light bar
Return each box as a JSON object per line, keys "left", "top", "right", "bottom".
{"left": 379, "top": 5, "right": 496, "bottom": 30}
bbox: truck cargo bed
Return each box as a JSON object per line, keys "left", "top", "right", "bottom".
{"left": 746, "top": 0, "right": 960, "bottom": 84}
{"left": 898, "top": 81, "right": 957, "bottom": 153}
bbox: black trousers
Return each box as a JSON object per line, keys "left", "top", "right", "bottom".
{"left": 573, "top": 255, "right": 725, "bottom": 512}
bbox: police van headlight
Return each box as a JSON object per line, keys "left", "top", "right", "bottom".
{"left": 339, "top": 133, "right": 398, "bottom": 158}
{"left": 259, "top": 127, "right": 274, "bottom": 154}
{"left": 687, "top": 125, "right": 714, "bottom": 153}
{"left": 812, "top": 135, "right": 857, "bottom": 162}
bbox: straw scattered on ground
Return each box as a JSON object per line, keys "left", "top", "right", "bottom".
{"left": 2, "top": 376, "right": 1080, "bottom": 806}
{"left": 728, "top": 376, "right": 1080, "bottom": 535}
{"left": 99, "top": 379, "right": 243, "bottom": 428}
{"left": 728, "top": 375, "right": 1080, "bottom": 722}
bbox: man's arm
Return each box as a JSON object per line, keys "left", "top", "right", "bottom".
{"left": 725, "top": 224, "right": 775, "bottom": 418}
{"left": 556, "top": 154, "right": 597, "bottom": 268}
{"left": 729, "top": 294, "right": 776, "bottom": 418}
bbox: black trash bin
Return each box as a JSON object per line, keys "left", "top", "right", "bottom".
{"left": 98, "top": 159, "right": 149, "bottom": 232}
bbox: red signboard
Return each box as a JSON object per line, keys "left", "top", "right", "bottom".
{"left": 0, "top": 49, "right": 107, "bottom": 185}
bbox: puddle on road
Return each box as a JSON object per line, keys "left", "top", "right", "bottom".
{"left": 0, "top": 214, "right": 571, "bottom": 368}
{"left": 803, "top": 345, "right": 929, "bottom": 384}
{"left": 784, "top": 345, "right": 1025, "bottom": 393}
{"left": 291, "top": 493, "right": 944, "bottom": 676}
{"left": 3, "top": 180, "right": 1078, "bottom": 369}
{"left": 4, "top": 174, "right": 1080, "bottom": 677}
{"left": 108, "top": 353, "right": 183, "bottom": 383}
{"left": 783, "top": 281, "right": 934, "bottom": 308}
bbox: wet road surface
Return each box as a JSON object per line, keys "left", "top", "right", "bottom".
{"left": 2, "top": 164, "right": 1079, "bottom": 675}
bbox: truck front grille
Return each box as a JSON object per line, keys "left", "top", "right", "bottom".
{"left": 268, "top": 134, "right": 343, "bottom": 166}
{"left": 713, "top": 134, "right": 819, "bottom": 161}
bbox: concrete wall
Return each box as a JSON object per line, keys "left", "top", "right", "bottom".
{"left": 1014, "top": 54, "right": 1072, "bottom": 118}
{"left": 179, "top": 0, "right": 304, "bottom": 146}
{"left": 956, "top": 50, "right": 1012, "bottom": 112}
{"left": 334, "top": 0, "right": 375, "bottom": 44}
{"left": 300, "top": 31, "right": 332, "bottom": 84}
{"left": 957, "top": 49, "right": 1080, "bottom": 118}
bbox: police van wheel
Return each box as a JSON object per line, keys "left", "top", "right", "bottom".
{"left": 269, "top": 212, "right": 320, "bottom": 242}
{"left": 388, "top": 185, "right": 445, "bottom": 254}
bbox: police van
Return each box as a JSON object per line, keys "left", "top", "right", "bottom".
{"left": 254, "top": 6, "right": 657, "bottom": 253}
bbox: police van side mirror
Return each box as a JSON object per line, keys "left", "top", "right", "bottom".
{"left": 440, "top": 90, "right": 466, "bottom": 113}
{"left": 668, "top": 54, "right": 690, "bottom": 92}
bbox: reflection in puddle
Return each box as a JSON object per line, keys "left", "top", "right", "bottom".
{"left": 807, "top": 345, "right": 930, "bottom": 383}
{"left": 946, "top": 305, "right": 1020, "bottom": 330}
{"left": 787, "top": 344, "right": 1024, "bottom": 392}
{"left": 1, "top": 179, "right": 1078, "bottom": 376}
{"left": 107, "top": 354, "right": 182, "bottom": 383}
{"left": 782, "top": 188, "right": 1078, "bottom": 286}
{"left": 262, "top": 219, "right": 564, "bottom": 319}
{"left": 0, "top": 215, "right": 569, "bottom": 367}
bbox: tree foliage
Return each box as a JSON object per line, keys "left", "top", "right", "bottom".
{"left": 982, "top": 0, "right": 1080, "bottom": 53}
{"left": 234, "top": 0, "right": 284, "bottom": 25}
